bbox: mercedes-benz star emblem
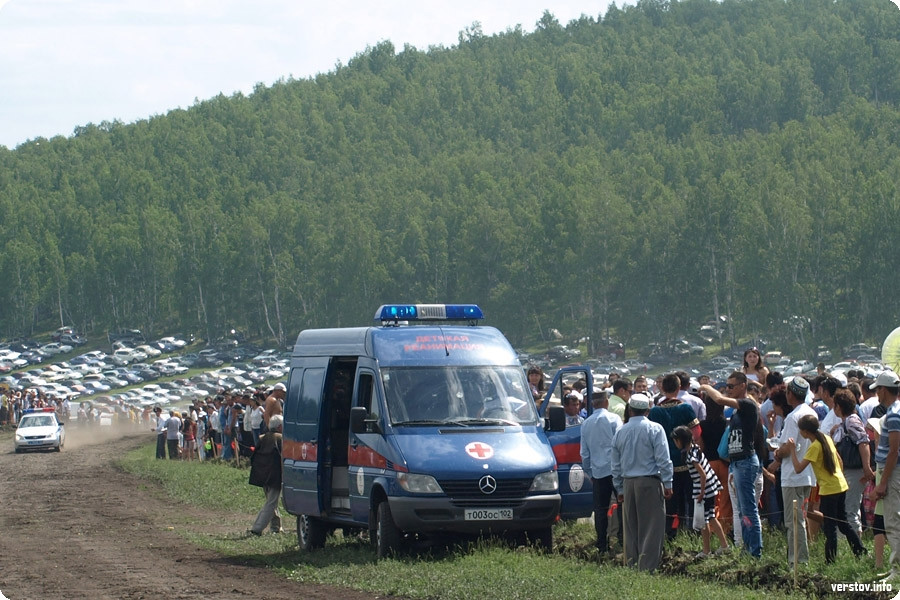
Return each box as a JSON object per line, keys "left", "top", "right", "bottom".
{"left": 478, "top": 475, "right": 497, "bottom": 495}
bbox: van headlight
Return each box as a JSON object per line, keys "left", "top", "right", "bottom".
{"left": 530, "top": 471, "right": 559, "bottom": 492}
{"left": 397, "top": 473, "right": 443, "bottom": 494}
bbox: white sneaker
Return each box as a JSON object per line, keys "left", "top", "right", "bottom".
{"left": 695, "top": 551, "right": 709, "bottom": 559}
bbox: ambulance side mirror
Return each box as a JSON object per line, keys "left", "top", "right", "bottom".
{"left": 350, "top": 406, "right": 381, "bottom": 434}
{"left": 546, "top": 405, "right": 566, "bottom": 432}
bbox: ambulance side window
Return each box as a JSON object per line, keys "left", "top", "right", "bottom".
{"left": 357, "top": 373, "right": 379, "bottom": 422}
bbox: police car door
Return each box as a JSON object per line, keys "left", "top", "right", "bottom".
{"left": 537, "top": 365, "right": 594, "bottom": 519}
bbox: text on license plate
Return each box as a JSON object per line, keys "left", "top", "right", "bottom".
{"left": 464, "top": 508, "right": 513, "bottom": 520}
{"left": 28, "top": 441, "right": 44, "bottom": 445}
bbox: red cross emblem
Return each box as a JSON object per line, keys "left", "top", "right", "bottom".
{"left": 465, "top": 442, "right": 494, "bottom": 460}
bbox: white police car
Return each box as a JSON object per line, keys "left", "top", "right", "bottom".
{"left": 14, "top": 408, "right": 65, "bottom": 453}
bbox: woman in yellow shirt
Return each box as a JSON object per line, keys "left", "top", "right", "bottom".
{"left": 789, "top": 414, "right": 866, "bottom": 563}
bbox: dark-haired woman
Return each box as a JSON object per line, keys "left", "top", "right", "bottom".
{"left": 527, "top": 365, "right": 545, "bottom": 407}
{"left": 742, "top": 348, "right": 769, "bottom": 384}
{"left": 789, "top": 414, "right": 866, "bottom": 562}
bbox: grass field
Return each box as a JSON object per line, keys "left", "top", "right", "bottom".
{"left": 118, "top": 442, "right": 896, "bottom": 599}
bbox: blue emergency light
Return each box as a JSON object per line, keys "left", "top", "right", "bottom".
{"left": 374, "top": 304, "right": 484, "bottom": 322}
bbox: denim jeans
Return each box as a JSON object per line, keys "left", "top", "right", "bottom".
{"left": 731, "top": 454, "right": 763, "bottom": 557}
{"left": 221, "top": 431, "right": 234, "bottom": 459}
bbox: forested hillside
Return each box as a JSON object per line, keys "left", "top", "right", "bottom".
{"left": 1, "top": 0, "right": 899, "bottom": 352}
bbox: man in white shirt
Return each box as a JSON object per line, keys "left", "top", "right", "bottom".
{"left": 153, "top": 407, "right": 167, "bottom": 459}
{"left": 581, "top": 393, "right": 623, "bottom": 553}
{"left": 771, "top": 377, "right": 817, "bottom": 565}
{"left": 817, "top": 375, "right": 843, "bottom": 436}
{"left": 165, "top": 409, "right": 182, "bottom": 460}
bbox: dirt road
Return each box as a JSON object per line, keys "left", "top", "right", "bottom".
{"left": 0, "top": 427, "right": 380, "bottom": 600}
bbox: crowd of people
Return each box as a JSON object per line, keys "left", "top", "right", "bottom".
{"left": 0, "top": 387, "right": 73, "bottom": 424}
{"left": 575, "top": 348, "right": 899, "bottom": 579}
{"left": 150, "top": 383, "right": 286, "bottom": 461}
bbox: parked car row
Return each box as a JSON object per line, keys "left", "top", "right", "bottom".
{"left": 0, "top": 338, "right": 288, "bottom": 407}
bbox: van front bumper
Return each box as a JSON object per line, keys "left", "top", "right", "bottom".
{"left": 389, "top": 494, "right": 560, "bottom": 533}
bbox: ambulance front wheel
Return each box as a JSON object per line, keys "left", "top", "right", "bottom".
{"left": 526, "top": 527, "right": 553, "bottom": 551}
{"left": 298, "top": 515, "right": 327, "bottom": 551}
{"left": 376, "top": 501, "right": 402, "bottom": 559}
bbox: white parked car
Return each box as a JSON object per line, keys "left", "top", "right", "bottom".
{"left": 41, "top": 342, "right": 73, "bottom": 355}
{"left": 136, "top": 344, "right": 162, "bottom": 358}
{"left": 112, "top": 348, "right": 147, "bottom": 365}
{"left": 216, "top": 366, "right": 247, "bottom": 378}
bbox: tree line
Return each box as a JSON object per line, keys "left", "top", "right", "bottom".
{"left": 0, "top": 0, "right": 898, "bottom": 356}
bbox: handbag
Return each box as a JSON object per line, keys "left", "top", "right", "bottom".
{"left": 837, "top": 422, "right": 863, "bottom": 470}
{"left": 717, "top": 425, "right": 730, "bottom": 462}
{"left": 692, "top": 499, "right": 706, "bottom": 530}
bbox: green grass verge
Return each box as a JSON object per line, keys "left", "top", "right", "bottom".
{"left": 119, "top": 441, "right": 900, "bottom": 599}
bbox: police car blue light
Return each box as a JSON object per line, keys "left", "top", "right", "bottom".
{"left": 374, "top": 303, "right": 484, "bottom": 322}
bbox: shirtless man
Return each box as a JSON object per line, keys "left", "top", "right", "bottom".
{"left": 264, "top": 382, "right": 286, "bottom": 427}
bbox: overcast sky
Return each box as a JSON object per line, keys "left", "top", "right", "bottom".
{"left": 0, "top": 0, "right": 621, "bottom": 149}
{"left": 3, "top": 0, "right": 897, "bottom": 150}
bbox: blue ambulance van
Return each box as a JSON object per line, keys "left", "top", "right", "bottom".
{"left": 281, "top": 303, "right": 567, "bottom": 557}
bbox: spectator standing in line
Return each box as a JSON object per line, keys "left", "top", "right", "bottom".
{"left": 700, "top": 372, "right": 764, "bottom": 558}
{"left": 207, "top": 401, "right": 221, "bottom": 458}
{"left": 611, "top": 393, "right": 673, "bottom": 572}
{"left": 770, "top": 376, "right": 817, "bottom": 564}
{"left": 248, "top": 414, "right": 284, "bottom": 536}
{"left": 607, "top": 378, "right": 631, "bottom": 422}
{"left": 633, "top": 375, "right": 650, "bottom": 396}
{"left": 671, "top": 425, "right": 729, "bottom": 558}
{"left": 264, "top": 383, "right": 286, "bottom": 428}
{"left": 699, "top": 389, "right": 732, "bottom": 539}
{"left": 832, "top": 388, "right": 874, "bottom": 537}
{"left": 153, "top": 407, "right": 167, "bottom": 459}
{"left": 581, "top": 392, "right": 623, "bottom": 554}
{"left": 742, "top": 347, "right": 769, "bottom": 384}
{"left": 677, "top": 371, "right": 706, "bottom": 422}
{"left": 220, "top": 393, "right": 236, "bottom": 460}
{"left": 789, "top": 414, "right": 867, "bottom": 563}
{"left": 250, "top": 397, "right": 265, "bottom": 447}
{"left": 181, "top": 414, "right": 197, "bottom": 461}
{"left": 871, "top": 371, "right": 900, "bottom": 579}
{"left": 196, "top": 408, "right": 207, "bottom": 461}
{"left": 760, "top": 372, "right": 786, "bottom": 531}
{"left": 650, "top": 373, "right": 699, "bottom": 539}
{"left": 165, "top": 409, "right": 182, "bottom": 460}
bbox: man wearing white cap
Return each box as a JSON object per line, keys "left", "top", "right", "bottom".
{"left": 611, "top": 393, "right": 673, "bottom": 572}
{"left": 870, "top": 370, "right": 900, "bottom": 578}
{"left": 771, "top": 375, "right": 817, "bottom": 564}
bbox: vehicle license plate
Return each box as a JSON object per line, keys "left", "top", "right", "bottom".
{"left": 464, "top": 508, "right": 513, "bottom": 520}
{"left": 28, "top": 441, "right": 43, "bottom": 445}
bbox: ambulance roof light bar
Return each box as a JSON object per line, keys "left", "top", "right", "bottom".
{"left": 374, "top": 304, "right": 484, "bottom": 324}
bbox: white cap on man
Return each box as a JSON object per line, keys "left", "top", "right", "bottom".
{"left": 869, "top": 371, "right": 900, "bottom": 390}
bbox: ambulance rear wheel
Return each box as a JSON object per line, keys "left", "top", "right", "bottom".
{"left": 298, "top": 515, "right": 327, "bottom": 551}
{"left": 376, "top": 502, "right": 402, "bottom": 559}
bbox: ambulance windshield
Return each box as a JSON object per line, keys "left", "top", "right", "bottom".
{"left": 381, "top": 366, "right": 538, "bottom": 426}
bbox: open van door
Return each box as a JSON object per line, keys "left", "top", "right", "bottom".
{"left": 282, "top": 361, "right": 328, "bottom": 518}
{"left": 537, "top": 365, "right": 594, "bottom": 519}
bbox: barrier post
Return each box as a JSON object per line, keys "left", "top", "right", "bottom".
{"left": 793, "top": 499, "right": 798, "bottom": 587}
